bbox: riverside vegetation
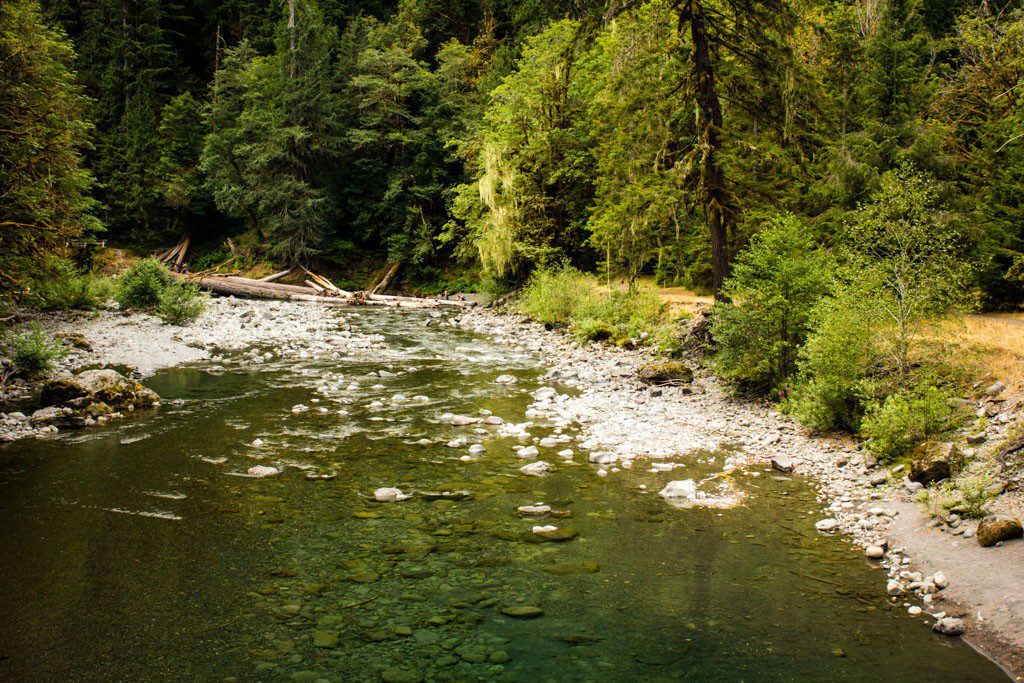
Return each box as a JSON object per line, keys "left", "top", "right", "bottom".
{"left": 4, "top": 0, "right": 1024, "bottom": 678}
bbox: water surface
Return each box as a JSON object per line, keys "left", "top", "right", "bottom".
{"left": 0, "top": 308, "right": 1008, "bottom": 681}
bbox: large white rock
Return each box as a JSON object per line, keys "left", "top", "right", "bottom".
{"left": 247, "top": 465, "right": 279, "bottom": 477}
{"left": 519, "top": 461, "right": 553, "bottom": 476}
{"left": 374, "top": 487, "right": 411, "bottom": 502}
{"left": 517, "top": 445, "right": 540, "bottom": 458}
{"left": 658, "top": 479, "right": 697, "bottom": 500}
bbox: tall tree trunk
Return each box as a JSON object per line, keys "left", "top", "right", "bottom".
{"left": 685, "top": 0, "right": 731, "bottom": 298}
{"left": 288, "top": 0, "right": 296, "bottom": 79}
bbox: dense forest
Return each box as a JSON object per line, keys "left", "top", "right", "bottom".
{"left": 3, "top": 0, "right": 1023, "bottom": 304}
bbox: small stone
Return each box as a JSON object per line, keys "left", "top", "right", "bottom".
{"left": 488, "top": 649, "right": 511, "bottom": 664}
{"left": 501, "top": 605, "right": 544, "bottom": 618}
{"left": 519, "top": 461, "right": 553, "bottom": 476}
{"left": 815, "top": 519, "right": 838, "bottom": 533}
{"left": 865, "top": 546, "right": 885, "bottom": 560}
{"left": 770, "top": 456, "right": 795, "bottom": 473}
{"left": 380, "top": 668, "right": 422, "bottom": 683}
{"left": 311, "top": 631, "right": 338, "bottom": 648}
{"left": 932, "top": 571, "right": 948, "bottom": 589}
{"left": 374, "top": 487, "right": 410, "bottom": 502}
{"left": 907, "top": 606, "right": 922, "bottom": 616}
{"left": 933, "top": 617, "right": 965, "bottom": 636}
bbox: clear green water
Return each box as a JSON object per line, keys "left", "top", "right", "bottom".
{"left": 0, "top": 309, "right": 1008, "bottom": 682}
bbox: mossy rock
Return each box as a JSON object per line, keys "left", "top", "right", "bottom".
{"left": 40, "top": 369, "right": 159, "bottom": 410}
{"left": 909, "top": 442, "right": 963, "bottom": 485}
{"left": 637, "top": 362, "right": 693, "bottom": 386}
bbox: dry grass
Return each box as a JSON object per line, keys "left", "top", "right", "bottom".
{"left": 599, "top": 276, "right": 713, "bottom": 316}
{"left": 938, "top": 313, "right": 1024, "bottom": 392}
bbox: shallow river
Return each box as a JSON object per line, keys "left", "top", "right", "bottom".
{"left": 0, "top": 308, "right": 1009, "bottom": 681}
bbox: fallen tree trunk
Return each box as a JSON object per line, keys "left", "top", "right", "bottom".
{"left": 174, "top": 273, "right": 472, "bottom": 308}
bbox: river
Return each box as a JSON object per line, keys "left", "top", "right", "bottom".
{"left": 0, "top": 307, "right": 1008, "bottom": 681}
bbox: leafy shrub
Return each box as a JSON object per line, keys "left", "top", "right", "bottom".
{"left": 785, "top": 284, "right": 880, "bottom": 431}
{"left": 116, "top": 259, "right": 173, "bottom": 310}
{"left": 3, "top": 325, "right": 66, "bottom": 375}
{"left": 578, "top": 289, "right": 665, "bottom": 342}
{"left": 34, "top": 272, "right": 115, "bottom": 311}
{"left": 927, "top": 474, "right": 995, "bottom": 519}
{"left": 711, "top": 215, "right": 832, "bottom": 392}
{"left": 157, "top": 283, "right": 207, "bottom": 325}
{"left": 859, "top": 386, "right": 959, "bottom": 461}
{"left": 518, "top": 267, "right": 597, "bottom": 327}
{"left": 571, "top": 318, "right": 613, "bottom": 342}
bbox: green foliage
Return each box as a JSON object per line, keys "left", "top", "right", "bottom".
{"left": 571, "top": 319, "right": 613, "bottom": 343}
{"left": 157, "top": 283, "right": 207, "bottom": 326}
{"left": 454, "top": 20, "right": 594, "bottom": 280}
{"left": 519, "top": 266, "right": 665, "bottom": 344}
{"left": 711, "top": 215, "right": 832, "bottom": 392}
{"left": 787, "top": 169, "right": 971, "bottom": 433}
{"left": 518, "top": 267, "right": 596, "bottom": 328}
{"left": 202, "top": 2, "right": 344, "bottom": 263}
{"left": 0, "top": 0, "right": 100, "bottom": 291}
{"left": 3, "top": 324, "right": 66, "bottom": 375}
{"left": 928, "top": 474, "right": 996, "bottom": 519}
{"left": 784, "top": 287, "right": 879, "bottom": 432}
{"left": 31, "top": 260, "right": 114, "bottom": 311}
{"left": 860, "top": 386, "right": 959, "bottom": 461}
{"left": 116, "top": 259, "right": 173, "bottom": 311}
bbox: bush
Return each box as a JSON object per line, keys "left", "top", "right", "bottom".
{"left": 3, "top": 324, "right": 66, "bottom": 375}
{"left": 784, "top": 284, "right": 880, "bottom": 431}
{"left": 34, "top": 272, "right": 115, "bottom": 311}
{"left": 860, "top": 386, "right": 959, "bottom": 461}
{"left": 518, "top": 267, "right": 597, "bottom": 327}
{"left": 571, "top": 318, "right": 613, "bottom": 342}
{"left": 711, "top": 215, "right": 832, "bottom": 392}
{"left": 932, "top": 474, "right": 995, "bottom": 519}
{"left": 519, "top": 267, "right": 667, "bottom": 345}
{"left": 578, "top": 289, "right": 665, "bottom": 342}
{"left": 116, "top": 259, "right": 173, "bottom": 310}
{"left": 157, "top": 283, "right": 207, "bottom": 325}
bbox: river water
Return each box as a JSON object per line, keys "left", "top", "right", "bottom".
{"left": 0, "top": 307, "right": 1008, "bottom": 681}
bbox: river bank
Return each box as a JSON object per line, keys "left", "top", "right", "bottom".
{"left": 455, "top": 306, "right": 1024, "bottom": 678}
{"left": 1, "top": 298, "right": 1021, "bottom": 677}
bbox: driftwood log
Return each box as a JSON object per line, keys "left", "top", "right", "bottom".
{"left": 173, "top": 273, "right": 471, "bottom": 308}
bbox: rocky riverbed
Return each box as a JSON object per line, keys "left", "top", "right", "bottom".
{"left": 455, "top": 306, "right": 1024, "bottom": 676}
{"left": 0, "top": 297, "right": 1021, "bottom": 677}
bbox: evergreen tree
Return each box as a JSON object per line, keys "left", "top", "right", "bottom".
{"left": 202, "top": 1, "right": 343, "bottom": 263}
{"left": 0, "top": 0, "right": 100, "bottom": 290}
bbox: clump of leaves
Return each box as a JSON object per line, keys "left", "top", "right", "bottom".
{"left": 157, "top": 283, "right": 206, "bottom": 325}
{"left": 115, "top": 259, "right": 174, "bottom": 311}
{"left": 860, "top": 386, "right": 960, "bottom": 461}
{"left": 3, "top": 324, "right": 66, "bottom": 375}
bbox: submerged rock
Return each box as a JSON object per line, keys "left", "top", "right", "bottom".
{"left": 542, "top": 561, "right": 599, "bottom": 574}
{"left": 977, "top": 515, "right": 1023, "bottom": 547}
{"left": 247, "top": 465, "right": 279, "bottom": 477}
{"left": 501, "top": 605, "right": 544, "bottom": 618}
